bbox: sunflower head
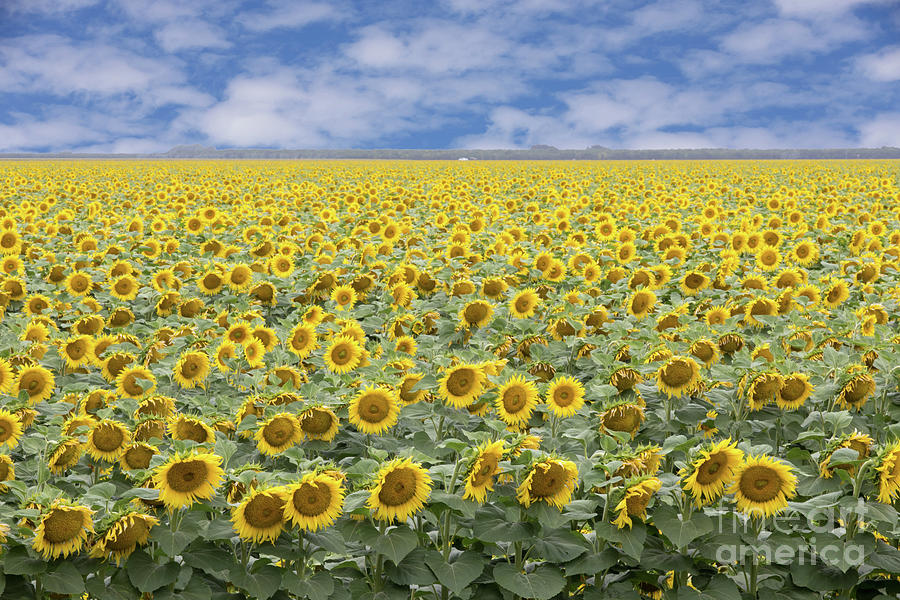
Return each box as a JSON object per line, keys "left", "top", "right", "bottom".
{"left": 728, "top": 454, "right": 797, "bottom": 518}
{"left": 348, "top": 386, "right": 400, "bottom": 435}
{"left": 516, "top": 458, "right": 578, "bottom": 509}
{"left": 439, "top": 363, "right": 485, "bottom": 408}
{"left": 32, "top": 500, "right": 94, "bottom": 559}
{"left": 153, "top": 451, "right": 224, "bottom": 510}
{"left": 232, "top": 487, "right": 288, "bottom": 543}
{"left": 680, "top": 439, "right": 743, "bottom": 507}
{"left": 283, "top": 472, "right": 345, "bottom": 531}
{"left": 368, "top": 458, "right": 432, "bottom": 522}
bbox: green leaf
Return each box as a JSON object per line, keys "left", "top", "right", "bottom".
{"left": 493, "top": 563, "right": 566, "bottom": 600}
{"left": 791, "top": 561, "right": 856, "bottom": 592}
{"left": 153, "top": 575, "right": 212, "bottom": 600}
{"left": 565, "top": 547, "right": 619, "bottom": 576}
{"left": 424, "top": 550, "right": 484, "bottom": 595}
{"left": 653, "top": 506, "right": 714, "bottom": 549}
{"left": 183, "top": 546, "right": 236, "bottom": 577}
{"left": 2, "top": 546, "right": 46, "bottom": 575}
{"left": 674, "top": 575, "right": 740, "bottom": 600}
{"left": 620, "top": 521, "right": 648, "bottom": 560}
{"left": 472, "top": 508, "right": 534, "bottom": 543}
{"left": 282, "top": 571, "right": 334, "bottom": 600}
{"left": 387, "top": 548, "right": 438, "bottom": 587}
{"left": 530, "top": 529, "right": 589, "bottom": 562}
{"left": 229, "top": 564, "right": 282, "bottom": 600}
{"left": 42, "top": 561, "right": 85, "bottom": 596}
{"left": 373, "top": 525, "right": 418, "bottom": 564}
{"left": 127, "top": 551, "right": 181, "bottom": 593}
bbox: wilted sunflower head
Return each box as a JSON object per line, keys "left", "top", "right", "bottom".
{"left": 517, "top": 458, "right": 579, "bottom": 509}
{"left": 32, "top": 500, "right": 94, "bottom": 559}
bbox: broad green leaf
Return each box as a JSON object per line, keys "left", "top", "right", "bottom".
{"left": 424, "top": 550, "right": 484, "bottom": 595}
{"left": 373, "top": 525, "right": 418, "bottom": 564}
{"left": 127, "top": 551, "right": 181, "bottom": 593}
{"left": 653, "top": 506, "right": 714, "bottom": 549}
{"left": 493, "top": 563, "right": 566, "bottom": 600}
{"left": 42, "top": 561, "right": 85, "bottom": 596}
{"left": 229, "top": 564, "right": 282, "bottom": 600}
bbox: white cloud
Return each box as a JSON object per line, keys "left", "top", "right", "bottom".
{"left": 857, "top": 46, "right": 900, "bottom": 81}
{"left": 772, "top": 0, "right": 888, "bottom": 17}
{"left": 0, "top": 116, "right": 99, "bottom": 151}
{"left": 154, "top": 20, "right": 230, "bottom": 52}
{"left": 2, "top": 0, "right": 99, "bottom": 13}
{"left": 239, "top": 2, "right": 340, "bottom": 32}
{"left": 859, "top": 113, "right": 900, "bottom": 147}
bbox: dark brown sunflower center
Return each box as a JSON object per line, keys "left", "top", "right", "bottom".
{"left": 696, "top": 455, "right": 727, "bottom": 485}
{"left": 780, "top": 378, "right": 805, "bottom": 402}
{"left": 660, "top": 360, "right": 693, "bottom": 387}
{"left": 93, "top": 425, "right": 125, "bottom": 452}
{"left": 625, "top": 491, "right": 652, "bottom": 516}
{"left": 331, "top": 345, "right": 352, "bottom": 365}
{"left": 358, "top": 393, "right": 389, "bottom": 423}
{"left": 529, "top": 463, "right": 566, "bottom": 498}
{"left": 300, "top": 409, "right": 332, "bottom": 434}
{"left": 553, "top": 386, "right": 574, "bottom": 407}
{"left": 502, "top": 385, "right": 527, "bottom": 413}
{"left": 602, "top": 406, "right": 642, "bottom": 433}
{"left": 378, "top": 468, "right": 417, "bottom": 506}
{"left": 176, "top": 421, "right": 209, "bottom": 443}
{"left": 124, "top": 446, "right": 154, "bottom": 469}
{"left": 262, "top": 417, "right": 295, "bottom": 447}
{"left": 166, "top": 461, "right": 207, "bottom": 493}
{"left": 245, "top": 494, "right": 285, "bottom": 527}
{"left": 739, "top": 466, "right": 782, "bottom": 502}
{"left": 292, "top": 483, "right": 331, "bottom": 516}
{"left": 42, "top": 509, "right": 85, "bottom": 544}
{"left": 0, "top": 421, "right": 10, "bottom": 441}
{"left": 471, "top": 455, "right": 498, "bottom": 487}
{"left": 446, "top": 369, "right": 475, "bottom": 397}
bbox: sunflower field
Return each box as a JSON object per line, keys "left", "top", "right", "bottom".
{"left": 0, "top": 160, "right": 899, "bottom": 600}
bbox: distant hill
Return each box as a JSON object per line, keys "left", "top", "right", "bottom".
{"left": 2, "top": 145, "right": 899, "bottom": 160}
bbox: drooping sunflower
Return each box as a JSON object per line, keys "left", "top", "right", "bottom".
{"left": 655, "top": 356, "right": 700, "bottom": 398}
{"left": 776, "top": 373, "right": 813, "bottom": 410}
{"left": 459, "top": 300, "right": 494, "bottom": 329}
{"left": 256, "top": 413, "right": 303, "bottom": 455}
{"left": 836, "top": 372, "right": 876, "bottom": 411}
{"left": 282, "top": 472, "right": 345, "bottom": 531}
{"left": 32, "top": 500, "right": 94, "bottom": 559}
{"left": 120, "top": 442, "right": 157, "bottom": 471}
{"left": 87, "top": 419, "right": 131, "bottom": 462}
{"left": 545, "top": 375, "right": 585, "bottom": 418}
{"left": 819, "top": 431, "right": 872, "bottom": 479}
{"left": 463, "top": 441, "right": 504, "bottom": 503}
{"left": 612, "top": 476, "right": 662, "bottom": 529}
{"left": 517, "top": 457, "right": 578, "bottom": 509}
{"left": 680, "top": 439, "right": 743, "bottom": 507}
{"left": 153, "top": 451, "right": 224, "bottom": 510}
{"left": 626, "top": 289, "right": 656, "bottom": 320}
{"left": 115, "top": 365, "right": 156, "bottom": 399}
{"left": 600, "top": 401, "right": 645, "bottom": 439}
{"left": 439, "top": 363, "right": 485, "bottom": 408}
{"left": 90, "top": 511, "right": 159, "bottom": 564}
{"left": 368, "top": 458, "right": 432, "bottom": 522}
{"left": 226, "top": 263, "right": 254, "bottom": 292}
{"left": 60, "top": 335, "right": 94, "bottom": 370}
{"left": 875, "top": 441, "right": 900, "bottom": 504}
{"left": 49, "top": 438, "right": 83, "bottom": 474}
{"left": 324, "top": 336, "right": 362, "bottom": 374}
{"left": 610, "top": 366, "right": 642, "bottom": 393}
{"left": 728, "top": 455, "right": 797, "bottom": 518}
{"left": 232, "top": 487, "right": 287, "bottom": 543}
{"left": 0, "top": 453, "right": 15, "bottom": 491}
{"left": 169, "top": 415, "right": 216, "bottom": 444}
{"left": 0, "top": 409, "right": 23, "bottom": 449}
{"left": 495, "top": 375, "right": 539, "bottom": 427}
{"left": 0, "top": 357, "right": 12, "bottom": 394}
{"left": 689, "top": 339, "right": 719, "bottom": 367}
{"left": 15, "top": 365, "right": 55, "bottom": 405}
{"left": 744, "top": 372, "right": 784, "bottom": 411}
{"left": 298, "top": 406, "right": 340, "bottom": 442}
{"left": 349, "top": 386, "right": 400, "bottom": 435}
{"left": 173, "top": 351, "right": 210, "bottom": 389}
{"left": 509, "top": 288, "right": 540, "bottom": 319}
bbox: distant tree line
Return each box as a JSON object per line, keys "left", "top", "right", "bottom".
{"left": 3, "top": 143, "right": 900, "bottom": 160}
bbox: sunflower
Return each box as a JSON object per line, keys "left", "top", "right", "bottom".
{"left": 87, "top": 419, "right": 130, "bottom": 462}
{"left": 875, "top": 441, "right": 900, "bottom": 504}
{"left": 90, "top": 511, "right": 159, "bottom": 564}
{"left": 197, "top": 269, "right": 224, "bottom": 295}
{"left": 0, "top": 453, "right": 14, "bottom": 491}
{"left": 61, "top": 335, "right": 94, "bottom": 370}
{"left": 226, "top": 263, "right": 254, "bottom": 291}
{"left": 287, "top": 323, "right": 318, "bottom": 359}
{"left": 689, "top": 339, "right": 719, "bottom": 367}
{"left": 510, "top": 288, "right": 540, "bottom": 318}
{"left": 545, "top": 375, "right": 585, "bottom": 418}
{"left": 0, "top": 357, "right": 12, "bottom": 394}
{"left": 65, "top": 271, "right": 93, "bottom": 296}
{"left": 331, "top": 284, "right": 357, "bottom": 311}
{"left": 215, "top": 340, "right": 237, "bottom": 372}
{"left": 495, "top": 375, "right": 539, "bottom": 427}
{"left": 282, "top": 472, "right": 345, "bottom": 531}
{"left": 367, "top": 458, "right": 431, "bottom": 522}
{"left": 115, "top": 366, "right": 156, "bottom": 399}
{"left": 626, "top": 290, "right": 656, "bottom": 319}
{"left": 232, "top": 487, "right": 287, "bottom": 543}
{"left": 463, "top": 441, "right": 504, "bottom": 503}
{"left": 298, "top": 406, "right": 340, "bottom": 442}
{"left": 243, "top": 338, "right": 266, "bottom": 368}
{"left": 324, "top": 335, "right": 362, "bottom": 374}
{"left": 517, "top": 458, "right": 578, "bottom": 509}
{"left": 256, "top": 413, "right": 302, "bottom": 455}
{"left": 349, "top": 386, "right": 400, "bottom": 435}
{"left": 0, "top": 409, "right": 23, "bottom": 449}
{"left": 173, "top": 351, "right": 210, "bottom": 388}
{"left": 169, "top": 415, "right": 216, "bottom": 444}
{"left": 15, "top": 365, "right": 55, "bottom": 405}
{"left": 655, "top": 356, "right": 700, "bottom": 398}
{"left": 120, "top": 442, "right": 157, "bottom": 471}
{"left": 837, "top": 372, "right": 875, "bottom": 411}
{"left": 823, "top": 278, "right": 849, "bottom": 309}
{"left": 600, "top": 401, "right": 645, "bottom": 438}
{"left": 110, "top": 274, "right": 140, "bottom": 301}
{"left": 153, "top": 451, "right": 224, "bottom": 510}
{"left": 612, "top": 477, "right": 661, "bottom": 529}
{"left": 776, "top": 373, "right": 812, "bottom": 410}
{"left": 679, "top": 270, "right": 709, "bottom": 295}
{"left": 819, "top": 432, "right": 872, "bottom": 479}
{"left": 459, "top": 300, "right": 494, "bottom": 329}
{"left": 744, "top": 372, "right": 783, "bottom": 411}
{"left": 704, "top": 305, "right": 730, "bottom": 327}
{"left": 49, "top": 438, "right": 83, "bottom": 474}
{"left": 728, "top": 455, "right": 797, "bottom": 518}
{"left": 439, "top": 363, "right": 485, "bottom": 408}
{"left": 32, "top": 500, "right": 94, "bottom": 559}
{"left": 680, "top": 439, "right": 743, "bottom": 506}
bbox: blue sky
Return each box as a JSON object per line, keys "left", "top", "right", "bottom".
{"left": 1, "top": 0, "right": 899, "bottom": 151}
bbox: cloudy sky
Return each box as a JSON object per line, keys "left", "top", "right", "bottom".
{"left": 1, "top": 0, "right": 899, "bottom": 151}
